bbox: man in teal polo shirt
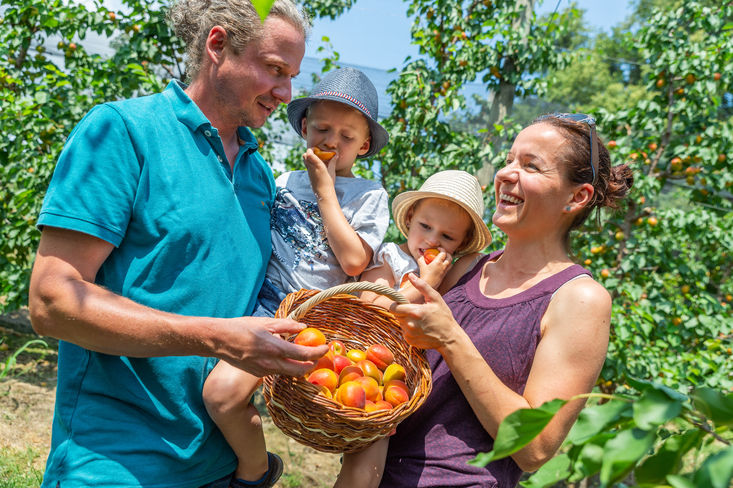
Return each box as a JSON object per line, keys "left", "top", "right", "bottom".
{"left": 28, "top": 1, "right": 328, "bottom": 487}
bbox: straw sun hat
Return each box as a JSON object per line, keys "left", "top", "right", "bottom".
{"left": 392, "top": 170, "right": 492, "bottom": 255}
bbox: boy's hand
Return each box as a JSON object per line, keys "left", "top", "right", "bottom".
{"left": 417, "top": 248, "right": 452, "bottom": 289}
{"left": 304, "top": 147, "right": 337, "bottom": 185}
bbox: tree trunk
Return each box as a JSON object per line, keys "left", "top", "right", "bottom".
{"left": 476, "top": 0, "right": 535, "bottom": 186}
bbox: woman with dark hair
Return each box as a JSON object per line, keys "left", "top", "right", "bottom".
{"left": 336, "top": 113, "right": 634, "bottom": 488}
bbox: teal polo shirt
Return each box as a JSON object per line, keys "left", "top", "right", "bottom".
{"left": 37, "top": 80, "right": 275, "bottom": 488}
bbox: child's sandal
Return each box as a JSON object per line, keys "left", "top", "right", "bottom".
{"left": 229, "top": 452, "right": 284, "bottom": 488}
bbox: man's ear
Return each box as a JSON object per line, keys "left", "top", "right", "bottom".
{"left": 205, "top": 26, "right": 228, "bottom": 66}
{"left": 357, "top": 136, "right": 371, "bottom": 156}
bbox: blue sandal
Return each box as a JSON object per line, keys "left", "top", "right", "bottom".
{"left": 229, "top": 452, "right": 284, "bottom": 488}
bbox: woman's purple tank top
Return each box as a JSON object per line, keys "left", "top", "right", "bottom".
{"left": 380, "top": 250, "right": 591, "bottom": 488}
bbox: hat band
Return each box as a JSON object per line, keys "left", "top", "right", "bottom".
{"left": 313, "top": 91, "right": 371, "bottom": 118}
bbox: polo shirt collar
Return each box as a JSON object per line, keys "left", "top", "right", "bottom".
{"left": 163, "top": 80, "right": 259, "bottom": 151}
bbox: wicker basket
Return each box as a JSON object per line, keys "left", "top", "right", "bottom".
{"left": 262, "top": 282, "right": 432, "bottom": 454}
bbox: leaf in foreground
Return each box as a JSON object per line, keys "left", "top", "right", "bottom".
{"left": 470, "top": 399, "right": 566, "bottom": 467}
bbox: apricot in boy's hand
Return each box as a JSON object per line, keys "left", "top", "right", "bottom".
{"left": 312, "top": 147, "right": 335, "bottom": 161}
{"left": 424, "top": 248, "right": 440, "bottom": 264}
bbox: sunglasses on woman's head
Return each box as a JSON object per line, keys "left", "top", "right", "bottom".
{"left": 537, "top": 113, "right": 599, "bottom": 185}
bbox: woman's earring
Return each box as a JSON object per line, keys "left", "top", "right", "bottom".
{"left": 565, "top": 205, "right": 572, "bottom": 211}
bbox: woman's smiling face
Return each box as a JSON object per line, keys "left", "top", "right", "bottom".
{"left": 492, "top": 123, "right": 575, "bottom": 236}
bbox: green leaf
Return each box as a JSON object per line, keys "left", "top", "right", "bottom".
{"left": 691, "top": 388, "right": 733, "bottom": 427}
{"left": 470, "top": 399, "right": 566, "bottom": 466}
{"left": 634, "top": 430, "right": 703, "bottom": 483}
{"left": 519, "top": 453, "right": 571, "bottom": 488}
{"left": 633, "top": 387, "right": 683, "bottom": 429}
{"left": 569, "top": 441, "right": 607, "bottom": 481}
{"left": 566, "top": 400, "right": 631, "bottom": 444}
{"left": 692, "top": 446, "right": 733, "bottom": 488}
{"left": 250, "top": 0, "right": 276, "bottom": 22}
{"left": 666, "top": 474, "right": 696, "bottom": 488}
{"left": 625, "top": 375, "right": 687, "bottom": 402}
{"left": 599, "top": 428, "right": 656, "bottom": 487}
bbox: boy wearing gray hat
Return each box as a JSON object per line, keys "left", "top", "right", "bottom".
{"left": 202, "top": 67, "right": 390, "bottom": 488}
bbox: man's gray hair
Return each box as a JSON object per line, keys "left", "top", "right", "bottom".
{"left": 167, "top": 0, "right": 310, "bottom": 82}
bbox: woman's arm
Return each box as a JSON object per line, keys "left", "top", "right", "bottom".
{"left": 304, "top": 149, "right": 373, "bottom": 276}
{"left": 395, "top": 274, "right": 611, "bottom": 472}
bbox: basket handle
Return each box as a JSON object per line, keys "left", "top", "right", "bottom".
{"left": 287, "top": 281, "right": 409, "bottom": 321}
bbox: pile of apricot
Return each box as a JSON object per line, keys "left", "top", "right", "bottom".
{"left": 294, "top": 327, "right": 410, "bottom": 412}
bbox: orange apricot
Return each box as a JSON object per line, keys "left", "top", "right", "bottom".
{"left": 356, "top": 359, "right": 384, "bottom": 384}
{"left": 423, "top": 248, "right": 440, "bottom": 264}
{"left": 332, "top": 354, "right": 353, "bottom": 375}
{"left": 373, "top": 400, "right": 393, "bottom": 411}
{"left": 354, "top": 376, "right": 381, "bottom": 402}
{"left": 294, "top": 327, "right": 326, "bottom": 347}
{"left": 366, "top": 344, "right": 395, "bottom": 371}
{"left": 311, "top": 350, "right": 335, "bottom": 372}
{"left": 307, "top": 368, "right": 339, "bottom": 393}
{"left": 313, "top": 147, "right": 335, "bottom": 161}
{"left": 335, "top": 381, "right": 366, "bottom": 409}
{"left": 384, "top": 382, "right": 410, "bottom": 407}
{"left": 338, "top": 365, "right": 364, "bottom": 385}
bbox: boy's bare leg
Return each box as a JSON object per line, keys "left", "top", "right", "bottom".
{"left": 334, "top": 437, "right": 389, "bottom": 488}
{"left": 203, "top": 360, "right": 269, "bottom": 481}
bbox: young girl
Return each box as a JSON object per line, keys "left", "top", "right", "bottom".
{"left": 360, "top": 170, "right": 492, "bottom": 308}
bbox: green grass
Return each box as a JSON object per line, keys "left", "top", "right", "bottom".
{"left": 0, "top": 447, "right": 44, "bottom": 488}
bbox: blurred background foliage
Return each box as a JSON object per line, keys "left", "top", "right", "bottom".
{"left": 1, "top": 0, "right": 731, "bottom": 485}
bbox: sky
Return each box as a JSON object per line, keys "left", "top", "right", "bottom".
{"left": 304, "top": 0, "right": 633, "bottom": 71}
{"left": 74, "top": 0, "right": 633, "bottom": 117}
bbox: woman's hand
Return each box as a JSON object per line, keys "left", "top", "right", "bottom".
{"left": 392, "top": 273, "right": 463, "bottom": 351}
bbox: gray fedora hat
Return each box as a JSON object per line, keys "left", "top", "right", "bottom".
{"left": 287, "top": 67, "right": 389, "bottom": 158}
